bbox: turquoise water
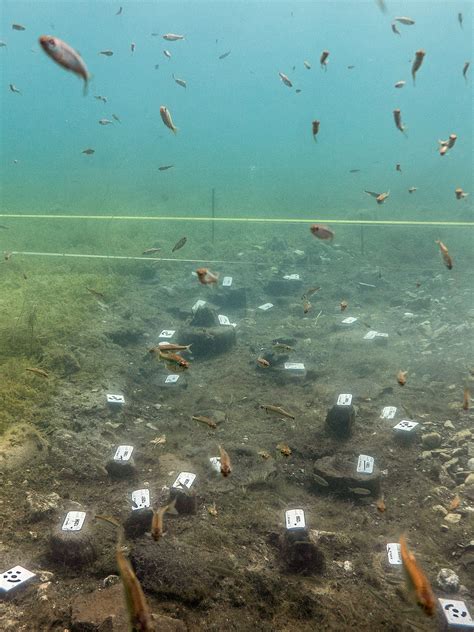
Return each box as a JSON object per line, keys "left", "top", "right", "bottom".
{"left": 1, "top": 1, "right": 472, "bottom": 221}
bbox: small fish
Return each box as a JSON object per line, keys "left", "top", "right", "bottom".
{"left": 159, "top": 165, "right": 174, "bottom": 171}
{"left": 82, "top": 148, "right": 95, "bottom": 155}
{"left": 340, "top": 301, "right": 348, "bottom": 312}
{"left": 116, "top": 6, "right": 123, "bottom": 16}
{"left": 142, "top": 247, "right": 161, "bottom": 255}
{"left": 94, "top": 95, "right": 107, "bottom": 103}
{"left": 272, "top": 343, "right": 294, "bottom": 353}
{"left": 279, "top": 71, "right": 292, "bottom": 87}
{"left": 86, "top": 287, "right": 105, "bottom": 299}
{"left": 303, "top": 60, "right": 311, "bottom": 69}
{"left": 151, "top": 343, "right": 191, "bottom": 352}
{"left": 463, "top": 388, "right": 470, "bottom": 411}
{"left": 455, "top": 188, "right": 469, "bottom": 200}
{"left": 408, "top": 187, "right": 417, "bottom": 193}
{"left": 192, "top": 415, "right": 217, "bottom": 429}
{"left": 411, "top": 49, "right": 426, "bottom": 84}
{"left": 397, "top": 370, "right": 408, "bottom": 386}
{"left": 0, "top": 224, "right": 9, "bottom": 230}
{"left": 9, "top": 84, "right": 21, "bottom": 94}
{"left": 196, "top": 268, "right": 219, "bottom": 284}
{"left": 112, "top": 113, "right": 121, "bottom": 123}
{"left": 158, "top": 350, "right": 190, "bottom": 369}
{"left": 12, "top": 24, "right": 26, "bottom": 31}
{"left": 320, "top": 50, "right": 329, "bottom": 69}
{"left": 160, "top": 105, "right": 178, "bottom": 133}
{"left": 163, "top": 49, "right": 172, "bottom": 59}
{"left": 314, "top": 474, "right": 329, "bottom": 487}
{"left": 163, "top": 33, "right": 185, "bottom": 41}
{"left": 394, "top": 80, "right": 406, "bottom": 88}
{"left": 312, "top": 119, "right": 320, "bottom": 141}
{"left": 26, "top": 367, "right": 49, "bottom": 378}
{"left": 4, "top": 251, "right": 12, "bottom": 261}
{"left": 99, "top": 50, "right": 114, "bottom": 56}
{"left": 393, "top": 109, "right": 407, "bottom": 134}
{"left": 347, "top": 65, "right": 355, "bottom": 69}
{"left": 277, "top": 443, "right": 292, "bottom": 456}
{"left": 365, "top": 190, "right": 390, "bottom": 204}
{"left": 219, "top": 50, "right": 231, "bottom": 59}
{"left": 257, "top": 357, "right": 270, "bottom": 368}
{"left": 219, "top": 445, "right": 232, "bottom": 477}
{"left": 154, "top": 64, "right": 160, "bottom": 70}
{"left": 130, "top": 42, "right": 135, "bottom": 53}
{"left": 99, "top": 118, "right": 113, "bottom": 125}
{"left": 0, "top": 41, "right": 7, "bottom": 47}
{"left": 458, "top": 12, "right": 463, "bottom": 28}
{"left": 172, "top": 236, "right": 186, "bottom": 252}
{"left": 260, "top": 404, "right": 295, "bottom": 420}
{"left": 151, "top": 499, "right": 178, "bottom": 540}
{"left": 435, "top": 240, "right": 453, "bottom": 270}
{"left": 391, "top": 22, "right": 401, "bottom": 36}
{"left": 463, "top": 61, "right": 470, "bottom": 81}
{"left": 303, "top": 299, "right": 312, "bottom": 314}
{"left": 302, "top": 287, "right": 320, "bottom": 299}
{"left": 438, "top": 134, "right": 457, "bottom": 156}
{"left": 310, "top": 223, "right": 334, "bottom": 239}
{"left": 172, "top": 74, "right": 187, "bottom": 88}
{"left": 396, "top": 163, "right": 402, "bottom": 172}
{"left": 376, "top": 496, "right": 386, "bottom": 513}
{"left": 348, "top": 487, "right": 372, "bottom": 496}
{"left": 395, "top": 16, "right": 415, "bottom": 25}
{"left": 349, "top": 169, "right": 361, "bottom": 173}
{"left": 399, "top": 535, "right": 436, "bottom": 617}
{"left": 39, "top": 35, "right": 90, "bottom": 94}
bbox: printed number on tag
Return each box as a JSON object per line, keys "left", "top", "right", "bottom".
{"left": 107, "top": 394, "right": 125, "bottom": 404}
{"left": 284, "top": 362, "right": 305, "bottom": 371}
{"left": 357, "top": 454, "right": 374, "bottom": 474}
{"left": 0, "top": 566, "right": 36, "bottom": 592}
{"left": 114, "top": 445, "right": 134, "bottom": 461}
{"left": 165, "top": 374, "right": 180, "bottom": 384}
{"left": 62, "top": 511, "right": 86, "bottom": 531}
{"left": 173, "top": 472, "right": 196, "bottom": 489}
{"left": 381, "top": 406, "right": 397, "bottom": 419}
{"left": 209, "top": 457, "right": 221, "bottom": 473}
{"left": 131, "top": 489, "right": 150, "bottom": 510}
{"left": 386, "top": 543, "right": 402, "bottom": 565}
{"left": 222, "top": 276, "right": 233, "bottom": 287}
{"left": 363, "top": 331, "right": 378, "bottom": 340}
{"left": 438, "top": 599, "right": 474, "bottom": 626}
{"left": 192, "top": 300, "right": 206, "bottom": 312}
{"left": 218, "top": 314, "right": 231, "bottom": 325}
{"left": 159, "top": 330, "right": 175, "bottom": 338}
{"left": 393, "top": 420, "right": 418, "bottom": 432}
{"left": 337, "top": 394, "right": 352, "bottom": 406}
{"left": 285, "top": 509, "right": 306, "bottom": 529}
{"left": 283, "top": 274, "right": 300, "bottom": 280}
{"left": 342, "top": 317, "right": 358, "bottom": 324}
{"left": 258, "top": 303, "right": 274, "bottom": 311}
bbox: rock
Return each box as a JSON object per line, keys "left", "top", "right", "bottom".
{"left": 312, "top": 455, "right": 381, "bottom": 498}
{"left": 432, "top": 505, "right": 448, "bottom": 516}
{"left": 444, "top": 513, "right": 461, "bottom": 525}
{"left": 102, "top": 575, "right": 120, "bottom": 588}
{"left": 279, "top": 528, "right": 325, "bottom": 574}
{"left": 422, "top": 432, "right": 442, "bottom": 449}
{"left": 123, "top": 508, "right": 154, "bottom": 539}
{"left": 464, "top": 473, "right": 474, "bottom": 486}
{"left": 105, "top": 457, "right": 137, "bottom": 481}
{"left": 48, "top": 516, "right": 97, "bottom": 566}
{"left": 177, "top": 326, "right": 236, "bottom": 358}
{"left": 189, "top": 305, "right": 218, "bottom": 327}
{"left": 325, "top": 404, "right": 355, "bottom": 439}
{"left": 444, "top": 420, "right": 455, "bottom": 430}
{"left": 468, "top": 443, "right": 474, "bottom": 458}
{"left": 436, "top": 568, "right": 460, "bottom": 593}
{"left": 454, "top": 430, "right": 472, "bottom": 443}
{"left": 467, "top": 458, "right": 474, "bottom": 472}
{"left": 26, "top": 491, "right": 61, "bottom": 521}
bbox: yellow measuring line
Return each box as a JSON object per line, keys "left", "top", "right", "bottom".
{"left": 1, "top": 214, "right": 473, "bottom": 226}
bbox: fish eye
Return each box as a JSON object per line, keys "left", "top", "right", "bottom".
{"left": 48, "top": 38, "right": 55, "bottom": 46}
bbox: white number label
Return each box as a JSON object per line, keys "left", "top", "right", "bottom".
{"left": 165, "top": 374, "right": 180, "bottom": 384}
{"left": 192, "top": 300, "right": 206, "bottom": 313}
{"left": 131, "top": 489, "right": 150, "bottom": 510}
{"left": 222, "top": 276, "right": 233, "bottom": 287}
{"left": 107, "top": 394, "right": 125, "bottom": 404}
{"left": 218, "top": 314, "right": 231, "bottom": 326}
{"left": 62, "top": 511, "right": 86, "bottom": 531}
{"left": 381, "top": 406, "right": 397, "bottom": 419}
{"left": 386, "top": 543, "right": 402, "bottom": 565}
{"left": 283, "top": 274, "right": 300, "bottom": 280}
{"left": 159, "top": 329, "right": 175, "bottom": 338}
{"left": 114, "top": 445, "right": 134, "bottom": 461}
{"left": 172, "top": 472, "right": 196, "bottom": 489}
{"left": 342, "top": 317, "right": 357, "bottom": 324}
{"left": 0, "top": 566, "right": 36, "bottom": 592}
{"left": 285, "top": 509, "right": 306, "bottom": 529}
{"left": 393, "top": 420, "right": 418, "bottom": 432}
{"left": 438, "top": 599, "right": 474, "bottom": 626}
{"left": 337, "top": 394, "right": 352, "bottom": 406}
{"left": 284, "top": 362, "right": 305, "bottom": 371}
{"left": 209, "top": 456, "right": 221, "bottom": 473}
{"left": 357, "top": 454, "right": 374, "bottom": 474}
{"left": 258, "top": 303, "right": 274, "bottom": 311}
{"left": 376, "top": 332, "right": 389, "bottom": 338}
{"left": 363, "top": 330, "right": 378, "bottom": 340}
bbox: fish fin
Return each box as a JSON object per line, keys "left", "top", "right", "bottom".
{"left": 166, "top": 498, "right": 179, "bottom": 515}
{"left": 364, "top": 190, "right": 380, "bottom": 198}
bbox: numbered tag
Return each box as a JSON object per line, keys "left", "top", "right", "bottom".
{"left": 285, "top": 509, "right": 306, "bottom": 529}
{"left": 114, "top": 445, "right": 134, "bottom": 461}
{"left": 283, "top": 274, "right": 300, "bottom": 280}
{"left": 386, "top": 543, "right": 402, "bottom": 565}
{"left": 131, "top": 489, "right": 150, "bottom": 510}
{"left": 381, "top": 406, "right": 397, "bottom": 420}
{"left": 218, "top": 314, "right": 231, "bottom": 326}
{"left": 192, "top": 300, "right": 206, "bottom": 313}
{"left": 258, "top": 303, "right": 274, "bottom": 311}
{"left": 165, "top": 374, "right": 180, "bottom": 384}
{"left": 376, "top": 332, "right": 389, "bottom": 338}
{"left": 357, "top": 454, "right": 374, "bottom": 474}
{"left": 284, "top": 362, "right": 305, "bottom": 371}
{"left": 337, "top": 394, "right": 352, "bottom": 406}
{"left": 107, "top": 394, "right": 125, "bottom": 405}
{"left": 62, "top": 511, "right": 86, "bottom": 531}
{"left": 159, "top": 329, "right": 175, "bottom": 338}
{"left": 438, "top": 599, "right": 474, "bottom": 627}
{"left": 172, "top": 472, "right": 196, "bottom": 490}
{"left": 0, "top": 566, "right": 36, "bottom": 593}
{"left": 222, "top": 276, "right": 233, "bottom": 287}
{"left": 341, "top": 317, "right": 357, "bottom": 324}
{"left": 209, "top": 456, "right": 221, "bottom": 473}
{"left": 393, "top": 420, "right": 418, "bottom": 432}
{"left": 363, "top": 330, "right": 378, "bottom": 340}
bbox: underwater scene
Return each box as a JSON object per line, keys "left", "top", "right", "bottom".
{"left": 0, "top": 1, "right": 473, "bottom": 630}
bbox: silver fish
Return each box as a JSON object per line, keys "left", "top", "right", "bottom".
{"left": 0, "top": 41, "right": 7, "bottom": 47}
{"left": 172, "top": 74, "right": 186, "bottom": 88}
{"left": 163, "top": 50, "right": 172, "bottom": 59}
{"left": 9, "top": 84, "right": 21, "bottom": 94}
{"left": 219, "top": 50, "right": 231, "bottom": 60}
{"left": 94, "top": 95, "right": 108, "bottom": 103}
{"left": 99, "top": 118, "right": 113, "bottom": 125}
{"left": 391, "top": 22, "right": 401, "bottom": 36}
{"left": 99, "top": 50, "right": 114, "bottom": 56}
{"left": 348, "top": 487, "right": 372, "bottom": 496}
{"left": 163, "top": 33, "right": 185, "bottom": 41}
{"left": 82, "top": 148, "right": 95, "bottom": 155}
{"left": 112, "top": 113, "right": 121, "bottom": 123}
{"left": 394, "top": 80, "right": 406, "bottom": 88}
{"left": 116, "top": 6, "right": 123, "bottom": 15}
{"left": 314, "top": 474, "right": 329, "bottom": 487}
{"left": 303, "top": 60, "right": 311, "bottom": 69}
{"left": 159, "top": 106, "right": 178, "bottom": 133}
{"left": 12, "top": 24, "right": 26, "bottom": 31}
{"left": 39, "top": 35, "right": 90, "bottom": 94}
{"left": 394, "top": 16, "right": 415, "bottom": 25}
{"left": 278, "top": 71, "right": 292, "bottom": 87}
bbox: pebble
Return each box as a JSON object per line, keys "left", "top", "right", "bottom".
{"left": 444, "top": 513, "right": 461, "bottom": 524}
{"left": 103, "top": 574, "right": 120, "bottom": 588}
{"left": 444, "top": 420, "right": 455, "bottom": 430}
{"left": 467, "top": 458, "right": 474, "bottom": 472}
{"left": 465, "top": 473, "right": 474, "bottom": 486}
{"left": 433, "top": 505, "right": 448, "bottom": 516}
{"left": 422, "top": 432, "right": 442, "bottom": 449}
{"left": 436, "top": 568, "right": 460, "bottom": 593}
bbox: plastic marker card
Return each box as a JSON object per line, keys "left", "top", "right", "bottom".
{"left": 376, "top": 332, "right": 389, "bottom": 338}
{"left": 283, "top": 274, "right": 300, "bottom": 280}
{"left": 192, "top": 300, "right": 206, "bottom": 313}
{"left": 222, "top": 276, "right": 233, "bottom": 287}
{"left": 0, "top": 566, "right": 36, "bottom": 593}
{"left": 285, "top": 509, "right": 306, "bottom": 529}
{"left": 131, "top": 489, "right": 150, "bottom": 510}
{"left": 173, "top": 472, "right": 196, "bottom": 489}
{"left": 114, "top": 445, "right": 134, "bottom": 461}
{"left": 438, "top": 599, "right": 474, "bottom": 627}
{"left": 159, "top": 329, "right": 175, "bottom": 338}
{"left": 363, "top": 330, "right": 378, "bottom": 340}
{"left": 165, "top": 374, "right": 180, "bottom": 384}
{"left": 357, "top": 454, "right": 374, "bottom": 474}
{"left": 209, "top": 457, "right": 221, "bottom": 473}
{"left": 258, "top": 303, "right": 273, "bottom": 311}
{"left": 381, "top": 406, "right": 397, "bottom": 419}
{"left": 386, "top": 543, "right": 402, "bottom": 565}
{"left": 218, "top": 314, "right": 231, "bottom": 326}
{"left": 393, "top": 420, "right": 418, "bottom": 432}
{"left": 341, "top": 317, "right": 357, "bottom": 324}
{"left": 284, "top": 362, "right": 305, "bottom": 371}
{"left": 337, "top": 394, "right": 352, "bottom": 406}
{"left": 107, "top": 394, "right": 125, "bottom": 405}
{"left": 62, "top": 511, "right": 86, "bottom": 531}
